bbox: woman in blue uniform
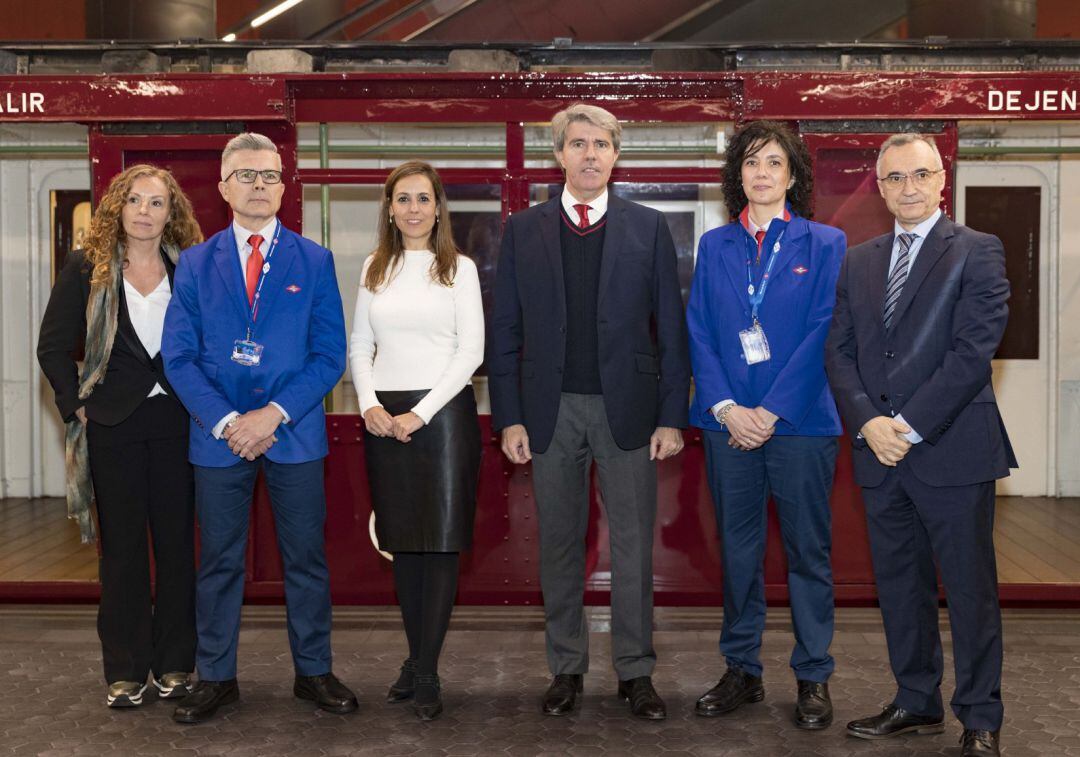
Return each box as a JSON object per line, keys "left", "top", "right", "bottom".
{"left": 687, "top": 120, "right": 846, "bottom": 730}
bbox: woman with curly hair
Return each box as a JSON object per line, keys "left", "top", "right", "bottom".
{"left": 686, "top": 121, "right": 846, "bottom": 729}
{"left": 349, "top": 160, "right": 484, "bottom": 721}
{"left": 38, "top": 164, "right": 204, "bottom": 708}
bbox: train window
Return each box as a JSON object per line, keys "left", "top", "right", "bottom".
{"left": 812, "top": 147, "right": 897, "bottom": 246}
{"left": 51, "top": 191, "right": 91, "bottom": 282}
{"left": 297, "top": 123, "right": 506, "bottom": 169}
{"left": 524, "top": 122, "right": 729, "bottom": 169}
{"left": 965, "top": 186, "right": 1041, "bottom": 360}
{"left": 305, "top": 183, "right": 501, "bottom": 413}
{"left": 531, "top": 181, "right": 724, "bottom": 305}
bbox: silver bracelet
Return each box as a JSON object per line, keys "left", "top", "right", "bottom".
{"left": 716, "top": 404, "right": 735, "bottom": 427}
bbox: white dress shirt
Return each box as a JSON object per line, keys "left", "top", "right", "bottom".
{"left": 123, "top": 276, "right": 170, "bottom": 398}
{"left": 888, "top": 208, "right": 942, "bottom": 444}
{"left": 560, "top": 187, "right": 609, "bottom": 226}
{"left": 212, "top": 217, "right": 290, "bottom": 439}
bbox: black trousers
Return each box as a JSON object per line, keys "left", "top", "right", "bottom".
{"left": 86, "top": 394, "right": 195, "bottom": 684}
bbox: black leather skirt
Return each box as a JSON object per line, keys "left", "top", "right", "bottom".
{"left": 364, "top": 386, "right": 482, "bottom": 552}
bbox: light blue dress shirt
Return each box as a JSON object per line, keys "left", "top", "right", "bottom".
{"left": 890, "top": 207, "right": 942, "bottom": 444}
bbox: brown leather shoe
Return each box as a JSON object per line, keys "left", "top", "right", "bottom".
{"left": 795, "top": 680, "right": 833, "bottom": 730}
{"left": 846, "top": 704, "right": 945, "bottom": 739}
{"left": 617, "top": 676, "right": 666, "bottom": 720}
{"left": 695, "top": 668, "right": 764, "bottom": 717}
{"left": 961, "top": 729, "right": 1000, "bottom": 756}
{"left": 541, "top": 674, "right": 583, "bottom": 715}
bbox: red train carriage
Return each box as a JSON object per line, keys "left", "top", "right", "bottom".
{"left": 2, "top": 47, "right": 1076, "bottom": 605}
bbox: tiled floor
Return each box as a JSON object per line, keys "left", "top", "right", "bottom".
{"left": 2, "top": 606, "right": 1078, "bottom": 756}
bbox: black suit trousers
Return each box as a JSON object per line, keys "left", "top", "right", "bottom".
{"left": 861, "top": 463, "right": 1003, "bottom": 731}
{"left": 86, "top": 394, "right": 195, "bottom": 684}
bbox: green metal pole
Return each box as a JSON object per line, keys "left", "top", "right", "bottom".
{"left": 319, "top": 123, "right": 335, "bottom": 414}
{"left": 319, "top": 123, "right": 331, "bottom": 249}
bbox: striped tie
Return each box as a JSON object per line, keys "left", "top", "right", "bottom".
{"left": 883, "top": 233, "right": 916, "bottom": 329}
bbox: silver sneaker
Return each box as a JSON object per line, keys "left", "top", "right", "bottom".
{"left": 107, "top": 681, "right": 147, "bottom": 707}
{"left": 153, "top": 672, "right": 193, "bottom": 699}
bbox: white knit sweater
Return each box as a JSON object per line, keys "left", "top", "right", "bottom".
{"left": 349, "top": 250, "right": 484, "bottom": 423}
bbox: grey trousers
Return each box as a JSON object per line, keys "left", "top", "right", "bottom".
{"left": 530, "top": 393, "right": 658, "bottom": 680}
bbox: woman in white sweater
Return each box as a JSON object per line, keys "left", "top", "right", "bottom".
{"left": 349, "top": 161, "right": 484, "bottom": 721}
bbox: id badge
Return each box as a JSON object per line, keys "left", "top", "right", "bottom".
{"left": 231, "top": 338, "right": 264, "bottom": 367}
{"left": 738, "top": 323, "right": 771, "bottom": 365}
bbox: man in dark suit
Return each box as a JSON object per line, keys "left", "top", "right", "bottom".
{"left": 162, "top": 132, "right": 356, "bottom": 723}
{"left": 489, "top": 103, "right": 691, "bottom": 720}
{"left": 826, "top": 133, "right": 1016, "bottom": 757}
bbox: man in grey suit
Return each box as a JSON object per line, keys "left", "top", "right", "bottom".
{"left": 488, "top": 103, "right": 691, "bottom": 719}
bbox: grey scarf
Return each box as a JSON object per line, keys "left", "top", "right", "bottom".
{"left": 65, "top": 243, "right": 180, "bottom": 544}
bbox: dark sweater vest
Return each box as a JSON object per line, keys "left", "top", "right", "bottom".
{"left": 560, "top": 206, "right": 606, "bottom": 394}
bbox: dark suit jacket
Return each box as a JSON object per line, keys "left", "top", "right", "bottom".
{"left": 38, "top": 249, "right": 181, "bottom": 426}
{"left": 825, "top": 214, "right": 1017, "bottom": 488}
{"left": 488, "top": 193, "right": 691, "bottom": 454}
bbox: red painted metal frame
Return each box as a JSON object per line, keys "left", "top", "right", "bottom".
{"left": 3, "top": 69, "right": 1079, "bottom": 606}
{"left": 0, "top": 76, "right": 288, "bottom": 123}
{"left": 9, "top": 579, "right": 1080, "bottom": 608}
{"left": 4, "top": 72, "right": 1080, "bottom": 124}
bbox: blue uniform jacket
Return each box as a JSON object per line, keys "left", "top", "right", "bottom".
{"left": 162, "top": 222, "right": 346, "bottom": 467}
{"left": 687, "top": 213, "right": 846, "bottom": 435}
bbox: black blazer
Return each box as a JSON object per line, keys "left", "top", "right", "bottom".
{"left": 488, "top": 193, "right": 691, "bottom": 453}
{"left": 38, "top": 249, "right": 181, "bottom": 426}
{"left": 825, "top": 214, "right": 1017, "bottom": 488}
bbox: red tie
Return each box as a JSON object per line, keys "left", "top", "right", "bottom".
{"left": 246, "top": 234, "right": 264, "bottom": 306}
{"left": 573, "top": 203, "right": 592, "bottom": 229}
{"left": 754, "top": 229, "right": 766, "bottom": 264}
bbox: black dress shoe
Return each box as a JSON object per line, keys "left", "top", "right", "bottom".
{"left": 795, "top": 680, "right": 833, "bottom": 730}
{"left": 617, "top": 676, "right": 666, "bottom": 720}
{"left": 412, "top": 674, "right": 443, "bottom": 721}
{"left": 172, "top": 679, "right": 239, "bottom": 724}
{"left": 695, "top": 668, "right": 764, "bottom": 717}
{"left": 294, "top": 672, "right": 358, "bottom": 714}
{"left": 541, "top": 674, "right": 583, "bottom": 716}
{"left": 961, "top": 729, "right": 1001, "bottom": 756}
{"left": 387, "top": 659, "right": 417, "bottom": 703}
{"left": 846, "top": 704, "right": 945, "bottom": 739}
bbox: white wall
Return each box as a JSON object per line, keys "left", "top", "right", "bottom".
{"left": 1057, "top": 156, "right": 1080, "bottom": 496}
{"left": 0, "top": 123, "right": 89, "bottom": 498}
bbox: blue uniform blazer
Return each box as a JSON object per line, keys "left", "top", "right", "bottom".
{"left": 687, "top": 213, "right": 845, "bottom": 436}
{"left": 162, "top": 223, "right": 346, "bottom": 467}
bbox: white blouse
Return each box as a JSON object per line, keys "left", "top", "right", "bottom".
{"left": 123, "top": 276, "right": 171, "bottom": 398}
{"left": 349, "top": 251, "right": 485, "bottom": 424}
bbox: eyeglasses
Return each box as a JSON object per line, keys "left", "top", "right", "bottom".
{"left": 876, "top": 169, "right": 944, "bottom": 188}
{"left": 223, "top": 168, "right": 283, "bottom": 184}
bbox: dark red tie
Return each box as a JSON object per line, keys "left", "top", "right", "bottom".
{"left": 246, "top": 234, "right": 264, "bottom": 306}
{"left": 754, "top": 229, "right": 766, "bottom": 264}
{"left": 573, "top": 203, "right": 592, "bottom": 229}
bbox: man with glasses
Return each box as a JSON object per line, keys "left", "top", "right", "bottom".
{"left": 825, "top": 133, "right": 1015, "bottom": 757}
{"left": 162, "top": 132, "right": 356, "bottom": 723}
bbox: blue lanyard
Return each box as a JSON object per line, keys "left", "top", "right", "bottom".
{"left": 246, "top": 220, "right": 282, "bottom": 335}
{"left": 746, "top": 229, "right": 785, "bottom": 324}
